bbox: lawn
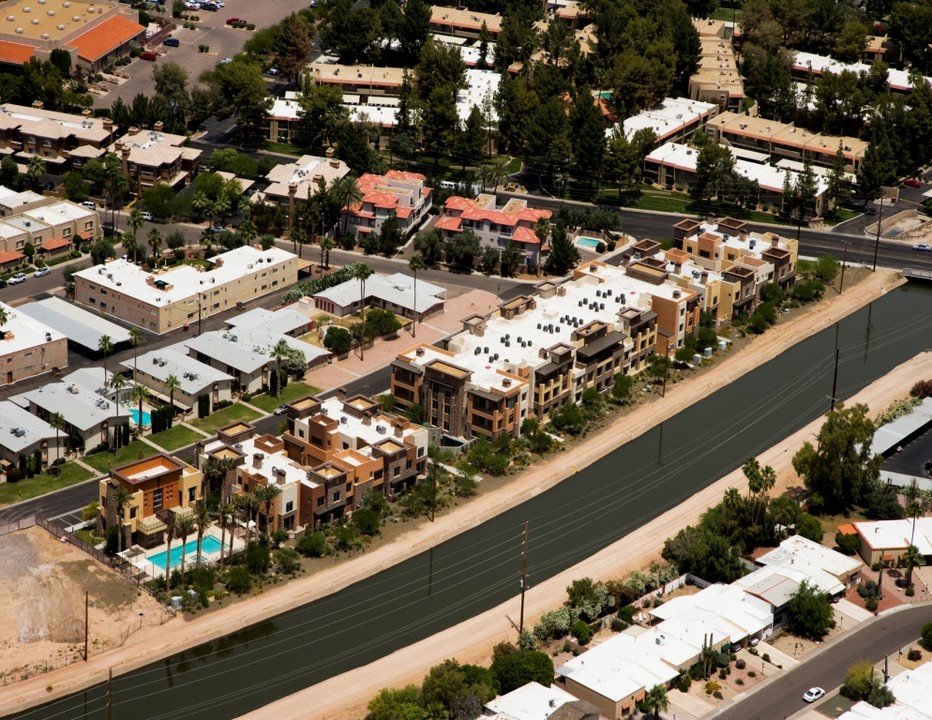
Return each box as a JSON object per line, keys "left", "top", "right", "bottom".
{"left": 83, "top": 440, "right": 156, "bottom": 474}
{"left": 0, "top": 462, "right": 94, "bottom": 507}
{"left": 190, "top": 402, "right": 263, "bottom": 434}
{"left": 249, "top": 382, "right": 322, "bottom": 412}
{"left": 148, "top": 424, "right": 207, "bottom": 451}
{"left": 711, "top": 6, "right": 742, "bottom": 22}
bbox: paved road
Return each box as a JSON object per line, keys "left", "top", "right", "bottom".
{"left": 714, "top": 604, "right": 932, "bottom": 720}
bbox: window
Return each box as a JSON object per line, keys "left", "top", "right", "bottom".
{"left": 345, "top": 483, "right": 351, "bottom": 492}
{"left": 285, "top": 501, "right": 293, "bottom": 513}
{"left": 153, "top": 488, "right": 163, "bottom": 511}
{"left": 189, "top": 487, "right": 196, "bottom": 503}
{"left": 130, "top": 507, "right": 137, "bottom": 519}
{"left": 333, "top": 491, "right": 341, "bottom": 501}
{"left": 317, "top": 496, "right": 324, "bottom": 507}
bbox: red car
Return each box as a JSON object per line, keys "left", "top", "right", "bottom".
{"left": 139, "top": 51, "right": 157, "bottom": 61}
{"left": 226, "top": 16, "right": 241, "bottom": 24}
{"left": 904, "top": 178, "right": 922, "bottom": 188}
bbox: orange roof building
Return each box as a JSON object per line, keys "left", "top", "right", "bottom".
{"left": 0, "top": 0, "right": 144, "bottom": 71}
{"left": 343, "top": 171, "right": 432, "bottom": 237}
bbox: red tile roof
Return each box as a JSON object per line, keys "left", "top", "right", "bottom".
{"left": 0, "top": 40, "right": 36, "bottom": 66}
{"left": 71, "top": 15, "right": 144, "bottom": 62}
{"left": 512, "top": 225, "right": 540, "bottom": 245}
{"left": 0, "top": 250, "right": 24, "bottom": 264}
{"left": 40, "top": 236, "right": 72, "bottom": 251}
{"left": 435, "top": 216, "right": 462, "bottom": 231}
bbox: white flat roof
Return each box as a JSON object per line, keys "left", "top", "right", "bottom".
{"left": 74, "top": 245, "right": 296, "bottom": 307}
{"left": 237, "top": 437, "right": 311, "bottom": 488}
{"left": 757, "top": 535, "right": 862, "bottom": 581}
{"left": 0, "top": 188, "right": 45, "bottom": 208}
{"left": 305, "top": 396, "right": 424, "bottom": 449}
{"left": 871, "top": 396, "right": 932, "bottom": 456}
{"left": 123, "top": 348, "right": 233, "bottom": 395}
{"left": 484, "top": 682, "right": 577, "bottom": 720}
{"left": 13, "top": 380, "right": 128, "bottom": 431}
{"left": 227, "top": 306, "right": 311, "bottom": 336}
{"left": 0, "top": 301, "right": 66, "bottom": 355}
{"left": 793, "top": 50, "right": 931, "bottom": 92}
{"left": 22, "top": 200, "right": 96, "bottom": 224}
{"left": 855, "top": 518, "right": 932, "bottom": 557}
{"left": 17, "top": 296, "right": 131, "bottom": 349}
{"left": 181, "top": 329, "right": 328, "bottom": 374}
{"left": 458, "top": 69, "right": 499, "bottom": 122}
{"left": 0, "top": 400, "right": 56, "bottom": 453}
{"left": 313, "top": 271, "right": 446, "bottom": 313}
{"left": 650, "top": 583, "right": 772, "bottom": 637}
{"left": 613, "top": 96, "right": 717, "bottom": 143}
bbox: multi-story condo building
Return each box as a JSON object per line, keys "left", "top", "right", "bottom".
{"left": 108, "top": 123, "right": 202, "bottom": 192}
{"left": 98, "top": 453, "right": 203, "bottom": 550}
{"left": 122, "top": 348, "right": 235, "bottom": 413}
{"left": 792, "top": 50, "right": 931, "bottom": 95}
{"left": 0, "top": 399, "right": 64, "bottom": 473}
{"left": 343, "top": 171, "right": 432, "bottom": 238}
{"left": 429, "top": 5, "right": 502, "bottom": 39}
{"left": 0, "top": 300, "right": 67, "bottom": 385}
{"left": 688, "top": 19, "right": 745, "bottom": 111}
{"left": 0, "top": 104, "right": 117, "bottom": 168}
{"left": 260, "top": 151, "right": 350, "bottom": 205}
{"left": 435, "top": 194, "right": 552, "bottom": 272}
{"left": 73, "top": 245, "right": 301, "bottom": 335}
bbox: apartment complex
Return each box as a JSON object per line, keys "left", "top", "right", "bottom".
{"left": 688, "top": 18, "right": 745, "bottom": 111}
{"left": 98, "top": 454, "right": 203, "bottom": 550}
{"left": 0, "top": 399, "right": 63, "bottom": 472}
{"left": 704, "top": 111, "right": 868, "bottom": 172}
{"left": 74, "top": 245, "right": 301, "bottom": 335}
{"left": 304, "top": 62, "right": 405, "bottom": 102}
{"left": 260, "top": 152, "right": 350, "bottom": 205}
{"left": 435, "top": 194, "right": 553, "bottom": 272}
{"left": 0, "top": 0, "right": 144, "bottom": 72}
{"left": 312, "top": 271, "right": 446, "bottom": 320}
{"left": 0, "top": 300, "right": 68, "bottom": 385}
{"left": 122, "top": 348, "right": 234, "bottom": 412}
{"left": 344, "top": 171, "right": 432, "bottom": 237}
{"left": 0, "top": 195, "right": 100, "bottom": 267}
{"left": 0, "top": 104, "right": 118, "bottom": 167}
{"left": 108, "top": 124, "right": 202, "bottom": 192}
{"left": 792, "top": 50, "right": 931, "bottom": 95}
{"left": 429, "top": 5, "right": 502, "bottom": 39}
{"left": 391, "top": 261, "right": 692, "bottom": 437}
{"left": 608, "top": 96, "right": 718, "bottom": 146}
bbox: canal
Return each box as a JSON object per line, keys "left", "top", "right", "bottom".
{"left": 11, "top": 282, "right": 932, "bottom": 720}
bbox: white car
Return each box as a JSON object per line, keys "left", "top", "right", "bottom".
{"left": 185, "top": 1, "right": 201, "bottom": 8}
{"left": 8, "top": 273, "right": 26, "bottom": 285}
{"left": 141, "top": 211, "right": 153, "bottom": 222}
{"left": 33, "top": 267, "right": 51, "bottom": 278}
{"left": 803, "top": 687, "right": 825, "bottom": 703}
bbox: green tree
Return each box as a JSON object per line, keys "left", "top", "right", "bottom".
{"left": 131, "top": 383, "right": 150, "bottom": 433}
{"left": 856, "top": 135, "right": 896, "bottom": 201}
{"left": 98, "top": 334, "right": 114, "bottom": 394}
{"left": 792, "top": 403, "right": 880, "bottom": 513}
{"left": 490, "top": 650, "right": 554, "bottom": 695}
{"left": 62, "top": 171, "right": 89, "bottom": 202}
{"left": 352, "top": 264, "right": 374, "bottom": 360}
{"left": 163, "top": 513, "right": 176, "bottom": 584}
{"left": 835, "top": 20, "right": 869, "bottom": 62}
{"left": 457, "top": 105, "right": 486, "bottom": 169}
{"left": 332, "top": 175, "right": 363, "bottom": 236}
{"left": 694, "top": 143, "right": 735, "bottom": 203}
{"left": 324, "top": 326, "right": 352, "bottom": 354}
{"left": 544, "top": 222, "right": 579, "bottom": 276}
{"left": 365, "top": 685, "right": 425, "bottom": 720}
{"left": 193, "top": 503, "right": 212, "bottom": 570}
{"left": 408, "top": 254, "right": 423, "bottom": 338}
{"left": 174, "top": 514, "right": 196, "bottom": 586}
{"left": 141, "top": 184, "right": 177, "bottom": 221}
{"left": 26, "top": 155, "right": 46, "bottom": 191}
{"left": 164, "top": 373, "right": 181, "bottom": 414}
{"left": 640, "top": 684, "right": 670, "bottom": 720}
{"left": 400, "top": 0, "right": 431, "bottom": 62}
{"left": 922, "top": 620, "right": 932, "bottom": 650}
{"left": 903, "top": 544, "right": 923, "bottom": 589}
{"left": 414, "top": 228, "right": 444, "bottom": 266}
{"left": 200, "top": 60, "right": 272, "bottom": 147}
{"left": 787, "top": 580, "right": 833, "bottom": 639}
{"left": 147, "top": 227, "right": 163, "bottom": 263}
{"left": 569, "top": 86, "right": 607, "bottom": 185}
{"left": 297, "top": 80, "right": 349, "bottom": 150}
{"left": 444, "top": 229, "right": 481, "bottom": 273}
{"left": 273, "top": 14, "right": 314, "bottom": 85}
{"left": 826, "top": 142, "right": 852, "bottom": 215}
{"left": 110, "top": 484, "right": 133, "bottom": 554}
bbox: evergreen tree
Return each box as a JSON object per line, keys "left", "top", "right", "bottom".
{"left": 544, "top": 222, "right": 579, "bottom": 276}
{"left": 457, "top": 105, "right": 486, "bottom": 169}
{"left": 569, "top": 87, "right": 607, "bottom": 186}
{"left": 856, "top": 135, "right": 896, "bottom": 201}
{"left": 400, "top": 0, "right": 431, "bottom": 63}
{"left": 826, "top": 142, "right": 852, "bottom": 215}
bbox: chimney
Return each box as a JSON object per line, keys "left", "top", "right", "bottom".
{"left": 393, "top": 422, "right": 403, "bottom": 438}
{"left": 252, "top": 452, "right": 263, "bottom": 469}
{"left": 329, "top": 158, "right": 340, "bottom": 168}
{"left": 362, "top": 415, "right": 371, "bottom": 426}
{"left": 337, "top": 387, "right": 347, "bottom": 401}
{"left": 700, "top": 271, "right": 709, "bottom": 284}
{"left": 103, "top": 118, "right": 113, "bottom": 131}
{"left": 31, "top": 100, "right": 43, "bottom": 109}
{"left": 771, "top": 234, "right": 779, "bottom": 247}
{"left": 325, "top": 146, "right": 335, "bottom": 158}
{"left": 128, "top": 126, "right": 140, "bottom": 135}
{"left": 415, "top": 347, "right": 425, "bottom": 357}
{"left": 81, "top": 108, "right": 92, "bottom": 117}
{"left": 672, "top": 289, "right": 681, "bottom": 299}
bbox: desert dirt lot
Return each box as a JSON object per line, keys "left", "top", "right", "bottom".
{"left": 0, "top": 526, "right": 169, "bottom": 686}
{"left": 0, "top": 267, "right": 913, "bottom": 716}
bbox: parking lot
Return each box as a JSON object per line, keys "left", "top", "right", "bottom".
{"left": 100, "top": 0, "right": 309, "bottom": 109}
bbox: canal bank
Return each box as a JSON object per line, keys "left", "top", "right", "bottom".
{"left": 3, "top": 267, "right": 923, "bottom": 720}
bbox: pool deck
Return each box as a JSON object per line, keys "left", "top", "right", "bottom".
{"left": 122, "top": 528, "right": 244, "bottom": 579}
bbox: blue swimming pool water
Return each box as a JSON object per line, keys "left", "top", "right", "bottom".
{"left": 129, "top": 408, "right": 152, "bottom": 427}
{"left": 577, "top": 237, "right": 602, "bottom": 249}
{"left": 147, "top": 535, "right": 224, "bottom": 570}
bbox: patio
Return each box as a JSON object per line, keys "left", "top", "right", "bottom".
{"left": 121, "top": 526, "right": 244, "bottom": 579}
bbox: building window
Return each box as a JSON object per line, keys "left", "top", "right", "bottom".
{"left": 153, "top": 488, "right": 163, "bottom": 511}
{"left": 285, "top": 501, "right": 293, "bottom": 513}
{"left": 130, "top": 507, "right": 137, "bottom": 519}
{"left": 189, "top": 487, "right": 196, "bottom": 503}
{"left": 317, "top": 496, "right": 324, "bottom": 507}
{"left": 333, "top": 491, "right": 340, "bottom": 501}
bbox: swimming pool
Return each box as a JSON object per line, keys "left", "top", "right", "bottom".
{"left": 577, "top": 237, "right": 602, "bottom": 250}
{"left": 128, "top": 408, "right": 152, "bottom": 427}
{"left": 147, "top": 535, "right": 224, "bottom": 570}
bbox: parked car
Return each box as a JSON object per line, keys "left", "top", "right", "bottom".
{"left": 273, "top": 404, "right": 287, "bottom": 415}
{"left": 265, "top": 67, "right": 279, "bottom": 76}
{"left": 226, "top": 16, "right": 241, "bottom": 23}
{"left": 915, "top": 243, "right": 932, "bottom": 252}
{"left": 200, "top": 2, "right": 218, "bottom": 10}
{"left": 803, "top": 688, "right": 825, "bottom": 703}
{"left": 141, "top": 211, "right": 153, "bottom": 221}
{"left": 8, "top": 273, "right": 27, "bottom": 285}
{"left": 139, "top": 51, "right": 158, "bottom": 61}
{"left": 163, "top": 37, "right": 180, "bottom": 47}
{"left": 33, "top": 267, "right": 51, "bottom": 278}
{"left": 209, "top": 225, "right": 229, "bottom": 233}
{"left": 218, "top": 57, "right": 233, "bottom": 65}
{"left": 185, "top": 1, "right": 201, "bottom": 8}
{"left": 904, "top": 178, "right": 923, "bottom": 188}
{"left": 81, "top": 200, "right": 96, "bottom": 210}
{"left": 0, "top": 279, "right": 7, "bottom": 288}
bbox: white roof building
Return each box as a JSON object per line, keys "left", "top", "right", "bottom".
{"left": 756, "top": 535, "right": 863, "bottom": 590}
{"left": 122, "top": 348, "right": 234, "bottom": 397}
{"left": 839, "top": 662, "right": 932, "bottom": 720}
{"left": 793, "top": 50, "right": 932, "bottom": 94}
{"left": 610, "top": 97, "right": 718, "bottom": 144}
{"left": 312, "top": 271, "right": 447, "bottom": 317}
{"left": 11, "top": 378, "right": 129, "bottom": 432}
{"left": 17, "top": 296, "right": 132, "bottom": 349}
{"left": 649, "top": 583, "right": 773, "bottom": 639}
{"left": 226, "top": 306, "right": 312, "bottom": 337}
{"left": 263, "top": 153, "right": 350, "bottom": 202}
{"left": 855, "top": 518, "right": 932, "bottom": 559}
{"left": 0, "top": 400, "right": 57, "bottom": 454}
{"left": 484, "top": 682, "right": 579, "bottom": 720}
{"left": 181, "top": 328, "right": 328, "bottom": 375}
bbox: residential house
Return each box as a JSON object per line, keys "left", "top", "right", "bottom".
{"left": 225, "top": 306, "right": 313, "bottom": 338}
{"left": 0, "top": 186, "right": 52, "bottom": 216}
{"left": 484, "top": 682, "right": 591, "bottom": 720}
{"left": 312, "top": 271, "right": 446, "bottom": 321}
{"left": 853, "top": 519, "right": 932, "bottom": 567}
{"left": 16, "top": 296, "right": 131, "bottom": 352}
{"left": 435, "top": 194, "right": 552, "bottom": 272}
{"left": 98, "top": 453, "right": 204, "bottom": 550}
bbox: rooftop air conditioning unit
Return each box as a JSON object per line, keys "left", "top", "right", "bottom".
{"left": 340, "top": 416, "right": 347, "bottom": 424}
{"left": 376, "top": 424, "right": 386, "bottom": 433}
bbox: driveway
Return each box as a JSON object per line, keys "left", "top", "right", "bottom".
{"left": 100, "top": 0, "right": 310, "bottom": 109}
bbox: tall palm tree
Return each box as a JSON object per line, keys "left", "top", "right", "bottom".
{"left": 165, "top": 373, "right": 181, "bottom": 415}
{"left": 352, "top": 263, "right": 374, "bottom": 360}
{"left": 191, "top": 191, "right": 212, "bottom": 231}
{"left": 240, "top": 492, "right": 260, "bottom": 545}
{"left": 128, "top": 326, "right": 143, "bottom": 380}
{"left": 175, "top": 515, "right": 196, "bottom": 586}
{"left": 26, "top": 155, "right": 46, "bottom": 191}
{"left": 110, "top": 372, "right": 128, "bottom": 404}
{"left": 49, "top": 411, "right": 65, "bottom": 462}
{"left": 641, "top": 684, "right": 669, "bottom": 720}
{"left": 127, "top": 208, "right": 144, "bottom": 260}
{"left": 270, "top": 339, "right": 290, "bottom": 398}
{"left": 0, "top": 305, "right": 9, "bottom": 328}
{"left": 408, "top": 254, "right": 423, "bottom": 337}
{"left": 257, "top": 483, "right": 282, "bottom": 534}
{"left": 131, "top": 384, "right": 150, "bottom": 432}
{"left": 333, "top": 176, "right": 363, "bottom": 236}
{"left": 904, "top": 544, "right": 923, "bottom": 589}
{"left": 98, "top": 334, "right": 113, "bottom": 393}
{"left": 218, "top": 499, "right": 235, "bottom": 566}
{"left": 147, "top": 227, "right": 163, "bottom": 264}
{"left": 163, "top": 513, "right": 176, "bottom": 585}
{"left": 120, "top": 231, "right": 138, "bottom": 264}
{"left": 111, "top": 484, "right": 134, "bottom": 554}
{"left": 194, "top": 504, "right": 212, "bottom": 570}
{"left": 319, "top": 236, "right": 335, "bottom": 269}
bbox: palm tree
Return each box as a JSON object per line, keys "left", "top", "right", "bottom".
{"left": 121, "top": 231, "right": 138, "bottom": 264}
{"left": 163, "top": 513, "right": 176, "bottom": 585}
{"left": 333, "top": 176, "right": 363, "bottom": 236}
{"left": 238, "top": 492, "right": 259, "bottom": 545}
{"left": 194, "top": 504, "right": 212, "bottom": 570}
{"left": 175, "top": 515, "right": 196, "bottom": 586}
{"left": 270, "top": 339, "right": 290, "bottom": 398}
{"left": 218, "top": 499, "right": 235, "bottom": 566}
{"left": 192, "top": 190, "right": 212, "bottom": 230}
{"left": 352, "top": 263, "right": 374, "bottom": 360}
{"left": 408, "top": 255, "right": 423, "bottom": 337}
{"left": 110, "top": 372, "right": 128, "bottom": 404}
{"left": 0, "top": 305, "right": 9, "bottom": 328}
{"left": 131, "top": 384, "right": 150, "bottom": 432}
{"left": 904, "top": 544, "right": 923, "bottom": 589}
{"left": 111, "top": 484, "right": 134, "bottom": 554}
{"left": 127, "top": 208, "right": 144, "bottom": 260}
{"left": 257, "top": 483, "right": 282, "bottom": 534}
{"left": 319, "top": 236, "right": 335, "bottom": 269}
{"left": 49, "top": 411, "right": 66, "bottom": 461}
{"left": 165, "top": 373, "right": 181, "bottom": 415}
{"left": 128, "top": 326, "right": 143, "bottom": 380}
{"left": 147, "top": 227, "right": 163, "bottom": 264}
{"left": 98, "top": 334, "right": 113, "bottom": 392}
{"left": 26, "top": 155, "right": 46, "bottom": 191}
{"left": 640, "top": 684, "right": 669, "bottom": 720}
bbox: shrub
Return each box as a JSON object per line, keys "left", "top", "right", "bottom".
{"left": 225, "top": 566, "right": 252, "bottom": 593}
{"left": 910, "top": 379, "right": 932, "bottom": 399}
{"left": 245, "top": 539, "right": 270, "bottom": 573}
{"left": 323, "top": 326, "right": 352, "bottom": 354}
{"left": 705, "top": 680, "right": 721, "bottom": 695}
{"left": 865, "top": 596, "right": 878, "bottom": 612}
{"left": 922, "top": 621, "right": 932, "bottom": 650}
{"left": 571, "top": 619, "right": 592, "bottom": 645}
{"left": 610, "top": 617, "right": 628, "bottom": 632}
{"left": 735, "top": 658, "right": 746, "bottom": 670}
{"left": 762, "top": 653, "right": 771, "bottom": 663}
{"left": 677, "top": 675, "right": 692, "bottom": 692}
{"left": 736, "top": 678, "right": 744, "bottom": 685}
{"left": 747, "top": 670, "right": 757, "bottom": 678}
{"left": 275, "top": 548, "right": 301, "bottom": 575}
{"left": 835, "top": 531, "right": 860, "bottom": 555}
{"left": 908, "top": 648, "right": 922, "bottom": 661}
{"left": 295, "top": 530, "right": 328, "bottom": 557}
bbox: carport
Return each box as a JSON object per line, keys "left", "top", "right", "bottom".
{"left": 17, "top": 297, "right": 132, "bottom": 352}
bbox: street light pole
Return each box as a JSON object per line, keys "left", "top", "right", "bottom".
{"left": 872, "top": 194, "right": 884, "bottom": 272}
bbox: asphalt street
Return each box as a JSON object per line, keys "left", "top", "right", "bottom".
{"left": 714, "top": 604, "right": 932, "bottom": 720}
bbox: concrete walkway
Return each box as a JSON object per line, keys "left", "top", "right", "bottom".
{"left": 755, "top": 640, "right": 798, "bottom": 669}
{"left": 668, "top": 688, "right": 715, "bottom": 720}
{"left": 835, "top": 598, "right": 874, "bottom": 625}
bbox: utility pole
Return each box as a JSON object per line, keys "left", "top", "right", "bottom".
{"left": 84, "top": 590, "right": 89, "bottom": 661}
{"left": 830, "top": 348, "right": 840, "bottom": 412}
{"left": 872, "top": 194, "right": 884, "bottom": 272}
{"left": 519, "top": 522, "right": 529, "bottom": 635}
{"left": 430, "top": 455, "right": 437, "bottom": 523}
{"left": 839, "top": 242, "right": 849, "bottom": 294}
{"left": 107, "top": 668, "right": 113, "bottom": 720}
